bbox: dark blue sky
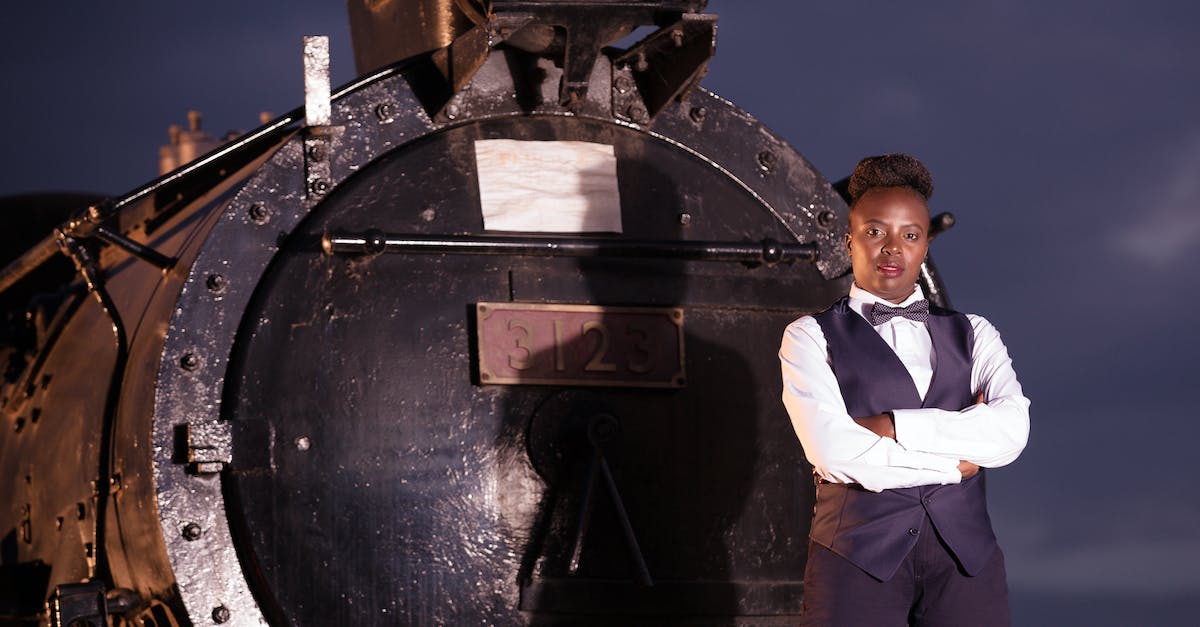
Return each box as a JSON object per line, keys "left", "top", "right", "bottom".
{"left": 3, "top": 2, "right": 1199, "bottom": 624}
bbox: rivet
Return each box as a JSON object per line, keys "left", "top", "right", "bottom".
{"left": 374, "top": 101, "right": 396, "bottom": 123}
{"left": 614, "top": 75, "right": 633, "bottom": 94}
{"left": 671, "top": 29, "right": 684, "bottom": 47}
{"left": 817, "top": 210, "right": 837, "bottom": 229}
{"left": 295, "top": 436, "right": 311, "bottom": 451}
{"left": 445, "top": 104, "right": 460, "bottom": 120}
{"left": 757, "top": 150, "right": 777, "bottom": 172}
{"left": 206, "top": 274, "right": 227, "bottom": 294}
{"left": 634, "top": 51, "right": 649, "bottom": 73}
{"left": 212, "top": 605, "right": 231, "bottom": 624}
{"left": 182, "top": 523, "right": 202, "bottom": 541}
{"left": 180, "top": 353, "right": 200, "bottom": 371}
{"left": 628, "top": 103, "right": 649, "bottom": 125}
{"left": 689, "top": 106, "right": 707, "bottom": 124}
{"left": 309, "top": 179, "right": 331, "bottom": 195}
{"left": 306, "top": 143, "right": 327, "bottom": 161}
{"left": 421, "top": 208, "right": 436, "bottom": 222}
{"left": 248, "top": 203, "right": 270, "bottom": 225}
{"left": 678, "top": 212, "right": 692, "bottom": 226}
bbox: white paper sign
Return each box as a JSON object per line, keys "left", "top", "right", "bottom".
{"left": 475, "top": 139, "right": 623, "bottom": 233}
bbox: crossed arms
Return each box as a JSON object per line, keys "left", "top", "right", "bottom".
{"left": 779, "top": 314, "right": 1030, "bottom": 493}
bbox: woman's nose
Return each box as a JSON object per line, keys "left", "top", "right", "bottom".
{"left": 881, "top": 238, "right": 900, "bottom": 254}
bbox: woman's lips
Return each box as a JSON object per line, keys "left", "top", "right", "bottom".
{"left": 877, "top": 262, "right": 904, "bottom": 278}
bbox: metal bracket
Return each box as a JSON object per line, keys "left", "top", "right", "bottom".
{"left": 303, "top": 35, "right": 344, "bottom": 205}
{"left": 60, "top": 203, "right": 175, "bottom": 270}
{"left": 185, "top": 421, "right": 233, "bottom": 474}
{"left": 50, "top": 582, "right": 108, "bottom": 627}
{"left": 50, "top": 582, "right": 140, "bottom": 627}
{"left": 614, "top": 13, "right": 717, "bottom": 120}
{"left": 303, "top": 126, "right": 342, "bottom": 204}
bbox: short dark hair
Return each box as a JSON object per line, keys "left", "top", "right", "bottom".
{"left": 847, "top": 153, "right": 934, "bottom": 204}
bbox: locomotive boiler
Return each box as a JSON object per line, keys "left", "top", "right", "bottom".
{"left": 0, "top": 1, "right": 955, "bottom": 625}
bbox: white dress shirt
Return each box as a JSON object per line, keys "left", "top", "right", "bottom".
{"left": 779, "top": 284, "right": 1030, "bottom": 493}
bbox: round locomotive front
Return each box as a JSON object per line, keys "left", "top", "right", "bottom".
{"left": 150, "top": 51, "right": 848, "bottom": 626}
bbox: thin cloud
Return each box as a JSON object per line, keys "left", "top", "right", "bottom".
{"left": 1114, "top": 133, "right": 1200, "bottom": 266}
{"left": 998, "top": 496, "right": 1200, "bottom": 598}
{"left": 1006, "top": 534, "right": 1200, "bottom": 597}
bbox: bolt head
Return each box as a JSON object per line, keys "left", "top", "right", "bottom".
{"left": 206, "top": 274, "right": 227, "bottom": 294}
{"left": 374, "top": 101, "right": 396, "bottom": 123}
{"left": 212, "top": 605, "right": 231, "bottom": 624}
{"left": 182, "top": 523, "right": 202, "bottom": 541}
{"left": 309, "top": 179, "right": 331, "bottom": 195}
{"left": 180, "top": 353, "right": 200, "bottom": 371}
{"left": 757, "top": 151, "right": 777, "bottom": 172}
{"left": 628, "top": 103, "right": 649, "bottom": 124}
{"left": 248, "top": 203, "right": 270, "bottom": 225}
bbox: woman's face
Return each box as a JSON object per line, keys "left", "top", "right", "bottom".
{"left": 846, "top": 187, "right": 931, "bottom": 304}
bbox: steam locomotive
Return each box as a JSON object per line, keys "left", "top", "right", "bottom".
{"left": 0, "top": 1, "right": 953, "bottom": 625}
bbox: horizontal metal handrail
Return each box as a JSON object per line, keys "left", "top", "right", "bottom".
{"left": 322, "top": 230, "right": 818, "bottom": 265}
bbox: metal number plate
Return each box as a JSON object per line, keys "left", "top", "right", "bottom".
{"left": 475, "top": 302, "right": 685, "bottom": 388}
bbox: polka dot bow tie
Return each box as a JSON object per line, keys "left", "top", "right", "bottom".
{"left": 867, "top": 300, "right": 930, "bottom": 325}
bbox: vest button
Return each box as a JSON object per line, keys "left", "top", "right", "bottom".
{"left": 908, "top": 527, "right": 919, "bottom": 536}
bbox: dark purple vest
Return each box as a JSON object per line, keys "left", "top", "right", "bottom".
{"left": 810, "top": 297, "right": 997, "bottom": 581}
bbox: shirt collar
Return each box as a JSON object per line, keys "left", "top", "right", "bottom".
{"left": 848, "top": 283, "right": 927, "bottom": 321}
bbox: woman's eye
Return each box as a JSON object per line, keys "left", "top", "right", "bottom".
{"left": 904, "top": 233, "right": 919, "bottom": 241}
{"left": 867, "top": 228, "right": 882, "bottom": 237}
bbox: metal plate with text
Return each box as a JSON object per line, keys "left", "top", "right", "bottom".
{"left": 475, "top": 302, "right": 685, "bottom": 388}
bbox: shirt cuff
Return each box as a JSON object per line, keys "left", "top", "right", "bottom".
{"left": 892, "top": 408, "right": 940, "bottom": 453}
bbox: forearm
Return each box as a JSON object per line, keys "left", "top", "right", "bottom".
{"left": 853, "top": 413, "right": 895, "bottom": 439}
{"left": 892, "top": 315, "right": 1031, "bottom": 467}
{"left": 784, "top": 391, "right": 961, "bottom": 491}
{"left": 893, "top": 399, "right": 1029, "bottom": 467}
{"left": 854, "top": 412, "right": 979, "bottom": 480}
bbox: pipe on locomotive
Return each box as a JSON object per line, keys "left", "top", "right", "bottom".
{"left": 323, "top": 230, "right": 819, "bottom": 265}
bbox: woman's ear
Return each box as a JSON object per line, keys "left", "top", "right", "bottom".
{"left": 844, "top": 231, "right": 852, "bottom": 251}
